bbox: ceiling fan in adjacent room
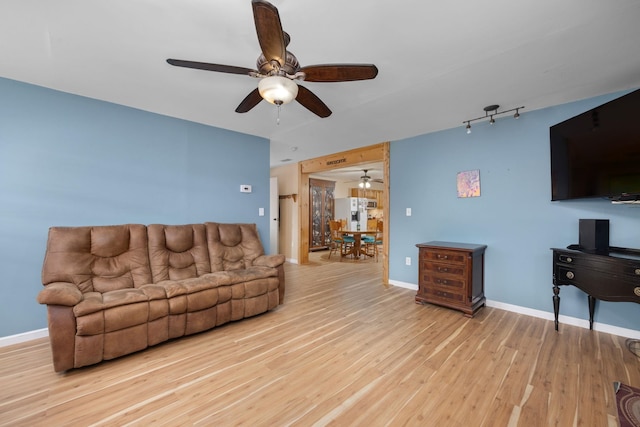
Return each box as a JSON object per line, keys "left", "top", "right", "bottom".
{"left": 358, "top": 169, "right": 383, "bottom": 188}
{"left": 166, "top": 0, "right": 378, "bottom": 118}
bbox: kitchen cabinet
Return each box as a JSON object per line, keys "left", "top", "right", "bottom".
{"left": 350, "top": 188, "right": 384, "bottom": 209}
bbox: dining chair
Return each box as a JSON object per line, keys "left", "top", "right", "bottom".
{"left": 362, "top": 219, "right": 377, "bottom": 246}
{"left": 364, "top": 220, "right": 383, "bottom": 261}
{"left": 329, "top": 220, "right": 354, "bottom": 261}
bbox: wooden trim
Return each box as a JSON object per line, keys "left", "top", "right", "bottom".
{"left": 299, "top": 142, "right": 387, "bottom": 174}
{"left": 298, "top": 142, "right": 390, "bottom": 285}
{"left": 279, "top": 194, "right": 297, "bottom": 202}
{"left": 299, "top": 162, "right": 310, "bottom": 264}
{"left": 381, "top": 142, "right": 390, "bottom": 285}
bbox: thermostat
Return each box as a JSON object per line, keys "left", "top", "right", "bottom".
{"left": 240, "top": 185, "right": 252, "bottom": 193}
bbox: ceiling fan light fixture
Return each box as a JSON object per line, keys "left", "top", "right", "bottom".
{"left": 258, "top": 75, "right": 298, "bottom": 105}
{"left": 359, "top": 169, "right": 372, "bottom": 188}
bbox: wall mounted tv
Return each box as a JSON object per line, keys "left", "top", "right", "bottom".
{"left": 550, "top": 88, "right": 640, "bottom": 201}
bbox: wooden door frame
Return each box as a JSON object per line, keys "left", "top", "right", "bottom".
{"left": 298, "top": 142, "right": 390, "bottom": 285}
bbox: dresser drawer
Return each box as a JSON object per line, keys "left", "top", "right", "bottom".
{"left": 421, "top": 261, "right": 465, "bottom": 277}
{"left": 421, "top": 287, "right": 465, "bottom": 304}
{"left": 420, "top": 249, "right": 467, "bottom": 265}
{"left": 420, "top": 272, "right": 465, "bottom": 291}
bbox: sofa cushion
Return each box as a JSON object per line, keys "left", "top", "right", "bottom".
{"left": 147, "top": 224, "right": 211, "bottom": 282}
{"left": 214, "top": 266, "right": 279, "bottom": 285}
{"left": 74, "top": 288, "right": 150, "bottom": 317}
{"left": 41, "top": 225, "right": 152, "bottom": 293}
{"left": 75, "top": 290, "right": 150, "bottom": 336}
{"left": 205, "top": 222, "right": 266, "bottom": 271}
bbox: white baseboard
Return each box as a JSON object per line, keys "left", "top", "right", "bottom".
{"left": 0, "top": 328, "right": 48, "bottom": 347}
{"left": 389, "top": 280, "right": 640, "bottom": 339}
{"left": 485, "top": 300, "right": 640, "bottom": 339}
{"left": 388, "top": 279, "right": 418, "bottom": 290}
{"left": 286, "top": 258, "right": 298, "bottom": 264}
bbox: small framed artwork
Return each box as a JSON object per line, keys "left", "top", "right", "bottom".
{"left": 457, "top": 169, "right": 481, "bottom": 198}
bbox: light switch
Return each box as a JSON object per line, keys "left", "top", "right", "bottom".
{"left": 259, "top": 207, "right": 264, "bottom": 216}
{"left": 406, "top": 208, "right": 412, "bottom": 216}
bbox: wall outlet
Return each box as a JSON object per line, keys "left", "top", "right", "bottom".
{"left": 240, "top": 185, "right": 252, "bottom": 193}
{"left": 405, "top": 257, "right": 411, "bottom": 266}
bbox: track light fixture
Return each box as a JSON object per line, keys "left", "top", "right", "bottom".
{"left": 463, "top": 104, "right": 524, "bottom": 134}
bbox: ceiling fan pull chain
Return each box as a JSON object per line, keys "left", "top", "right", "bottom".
{"left": 277, "top": 103, "right": 281, "bottom": 125}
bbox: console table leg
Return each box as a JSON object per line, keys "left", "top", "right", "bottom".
{"left": 588, "top": 295, "right": 596, "bottom": 330}
{"left": 553, "top": 285, "right": 560, "bottom": 331}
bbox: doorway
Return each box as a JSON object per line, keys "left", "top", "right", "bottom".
{"left": 298, "top": 142, "right": 390, "bottom": 285}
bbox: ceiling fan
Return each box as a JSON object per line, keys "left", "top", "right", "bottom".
{"left": 166, "top": 0, "right": 378, "bottom": 118}
{"left": 358, "top": 169, "right": 383, "bottom": 188}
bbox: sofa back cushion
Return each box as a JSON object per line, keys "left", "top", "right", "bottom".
{"left": 42, "top": 225, "right": 152, "bottom": 293}
{"left": 147, "top": 224, "right": 211, "bottom": 282}
{"left": 205, "top": 222, "right": 265, "bottom": 271}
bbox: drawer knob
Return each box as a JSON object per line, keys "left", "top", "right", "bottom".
{"left": 635, "top": 287, "right": 640, "bottom": 297}
{"left": 635, "top": 269, "right": 640, "bottom": 275}
{"left": 566, "top": 271, "right": 575, "bottom": 280}
{"left": 566, "top": 257, "right": 573, "bottom": 263}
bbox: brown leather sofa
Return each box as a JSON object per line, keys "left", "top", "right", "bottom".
{"left": 37, "top": 222, "right": 285, "bottom": 372}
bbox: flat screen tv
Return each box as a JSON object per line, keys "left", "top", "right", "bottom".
{"left": 550, "top": 88, "right": 640, "bottom": 201}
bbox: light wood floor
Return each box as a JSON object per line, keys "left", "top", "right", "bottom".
{"left": 1, "top": 252, "right": 639, "bottom": 426}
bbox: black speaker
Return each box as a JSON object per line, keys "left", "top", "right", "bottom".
{"left": 579, "top": 219, "right": 609, "bottom": 252}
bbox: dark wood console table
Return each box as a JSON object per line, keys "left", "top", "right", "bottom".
{"left": 551, "top": 246, "right": 640, "bottom": 331}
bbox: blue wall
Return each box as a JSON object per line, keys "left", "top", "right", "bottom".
{"left": 390, "top": 90, "right": 640, "bottom": 332}
{"left": 0, "top": 77, "right": 271, "bottom": 337}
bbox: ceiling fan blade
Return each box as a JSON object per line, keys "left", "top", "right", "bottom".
{"left": 235, "top": 88, "right": 264, "bottom": 113}
{"left": 167, "top": 59, "right": 257, "bottom": 76}
{"left": 252, "top": 0, "right": 286, "bottom": 67}
{"left": 300, "top": 64, "right": 379, "bottom": 82}
{"left": 296, "top": 85, "right": 332, "bottom": 118}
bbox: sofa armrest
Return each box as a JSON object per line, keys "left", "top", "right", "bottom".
{"left": 252, "top": 255, "right": 286, "bottom": 305}
{"left": 37, "top": 282, "right": 83, "bottom": 306}
{"left": 252, "top": 254, "right": 285, "bottom": 268}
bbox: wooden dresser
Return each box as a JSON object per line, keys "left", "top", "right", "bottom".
{"left": 415, "top": 241, "right": 487, "bottom": 317}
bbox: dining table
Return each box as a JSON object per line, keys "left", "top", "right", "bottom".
{"left": 341, "top": 229, "right": 375, "bottom": 259}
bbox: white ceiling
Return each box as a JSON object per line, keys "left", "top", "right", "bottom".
{"left": 2, "top": 1, "right": 640, "bottom": 168}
